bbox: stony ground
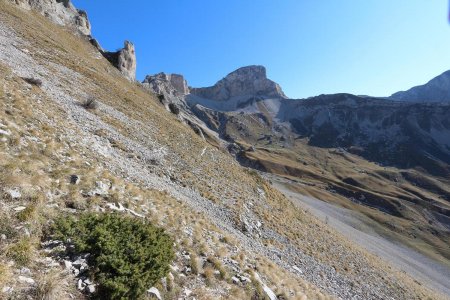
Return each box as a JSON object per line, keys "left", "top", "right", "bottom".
{"left": 0, "top": 2, "right": 447, "bottom": 299}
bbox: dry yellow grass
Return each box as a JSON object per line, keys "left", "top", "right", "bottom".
{"left": 242, "top": 142, "right": 450, "bottom": 266}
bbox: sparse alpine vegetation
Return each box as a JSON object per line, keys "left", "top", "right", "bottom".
{"left": 81, "top": 96, "right": 99, "bottom": 110}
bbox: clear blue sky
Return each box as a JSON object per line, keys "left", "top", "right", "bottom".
{"left": 73, "top": 0, "right": 450, "bottom": 99}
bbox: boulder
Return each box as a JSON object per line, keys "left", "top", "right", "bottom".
{"left": 6, "top": 189, "right": 21, "bottom": 199}
{"left": 86, "top": 180, "right": 110, "bottom": 197}
{"left": 70, "top": 174, "right": 80, "bottom": 185}
{"left": 21, "top": 77, "right": 43, "bottom": 87}
{"left": 147, "top": 287, "right": 162, "bottom": 300}
{"left": 18, "top": 276, "right": 35, "bottom": 285}
{"left": 86, "top": 284, "right": 96, "bottom": 294}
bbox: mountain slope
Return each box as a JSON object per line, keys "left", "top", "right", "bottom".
{"left": 154, "top": 66, "right": 450, "bottom": 275}
{"left": 391, "top": 70, "right": 450, "bottom": 102}
{"left": 282, "top": 94, "right": 450, "bottom": 177}
{"left": 0, "top": 1, "right": 441, "bottom": 299}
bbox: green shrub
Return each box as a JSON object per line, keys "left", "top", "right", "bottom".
{"left": 52, "top": 213, "right": 174, "bottom": 300}
{"left": 6, "top": 237, "right": 33, "bottom": 266}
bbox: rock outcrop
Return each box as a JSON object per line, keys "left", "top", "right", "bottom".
{"left": 142, "top": 72, "right": 190, "bottom": 112}
{"left": 142, "top": 73, "right": 218, "bottom": 142}
{"left": 190, "top": 65, "right": 286, "bottom": 101}
{"left": 9, "top": 0, "right": 138, "bottom": 81}
{"left": 390, "top": 70, "right": 450, "bottom": 103}
{"left": 143, "top": 73, "right": 189, "bottom": 98}
{"left": 10, "top": 0, "right": 91, "bottom": 36}
{"left": 103, "top": 41, "right": 137, "bottom": 81}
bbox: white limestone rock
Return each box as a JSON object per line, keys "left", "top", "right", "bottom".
{"left": 9, "top": 0, "right": 91, "bottom": 36}
{"left": 190, "top": 65, "right": 286, "bottom": 102}
{"left": 147, "top": 287, "right": 162, "bottom": 300}
{"left": 102, "top": 41, "right": 137, "bottom": 81}
{"left": 18, "top": 276, "right": 35, "bottom": 285}
{"left": 143, "top": 73, "right": 189, "bottom": 98}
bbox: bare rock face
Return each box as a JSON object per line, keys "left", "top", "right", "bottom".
{"left": 118, "top": 41, "right": 137, "bottom": 81}
{"left": 190, "top": 65, "right": 286, "bottom": 101}
{"left": 10, "top": 0, "right": 138, "bottom": 82}
{"left": 142, "top": 73, "right": 189, "bottom": 114}
{"left": 9, "top": 0, "right": 91, "bottom": 36}
{"left": 143, "top": 73, "right": 189, "bottom": 98}
{"left": 103, "top": 41, "right": 137, "bottom": 81}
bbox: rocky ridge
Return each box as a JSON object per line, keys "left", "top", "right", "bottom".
{"left": 391, "top": 70, "right": 450, "bottom": 103}
{"left": 10, "top": 0, "right": 137, "bottom": 81}
{"left": 9, "top": 0, "right": 91, "bottom": 36}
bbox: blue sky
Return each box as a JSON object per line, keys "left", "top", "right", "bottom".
{"left": 73, "top": 0, "right": 450, "bottom": 99}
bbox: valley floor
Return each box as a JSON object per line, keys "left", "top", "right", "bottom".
{"left": 269, "top": 174, "right": 450, "bottom": 297}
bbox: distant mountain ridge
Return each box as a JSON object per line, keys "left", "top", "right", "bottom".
{"left": 142, "top": 66, "right": 450, "bottom": 177}
{"left": 390, "top": 70, "right": 450, "bottom": 103}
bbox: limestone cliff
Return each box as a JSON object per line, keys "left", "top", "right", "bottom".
{"left": 190, "top": 65, "right": 286, "bottom": 101}
{"left": 10, "top": 0, "right": 91, "bottom": 36}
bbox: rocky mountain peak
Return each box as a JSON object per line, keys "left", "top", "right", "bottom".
{"left": 190, "top": 65, "right": 286, "bottom": 101}
{"left": 225, "top": 65, "right": 268, "bottom": 82}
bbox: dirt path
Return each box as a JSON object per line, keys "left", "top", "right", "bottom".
{"left": 270, "top": 176, "right": 450, "bottom": 298}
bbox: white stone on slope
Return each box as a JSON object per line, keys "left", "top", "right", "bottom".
{"left": 147, "top": 287, "right": 162, "bottom": 300}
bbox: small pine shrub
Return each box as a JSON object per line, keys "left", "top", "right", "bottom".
{"left": 157, "top": 94, "right": 165, "bottom": 102}
{"left": 21, "top": 77, "right": 43, "bottom": 87}
{"left": 168, "top": 103, "right": 180, "bottom": 115}
{"left": 52, "top": 213, "right": 174, "bottom": 300}
{"left": 81, "top": 97, "right": 98, "bottom": 110}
